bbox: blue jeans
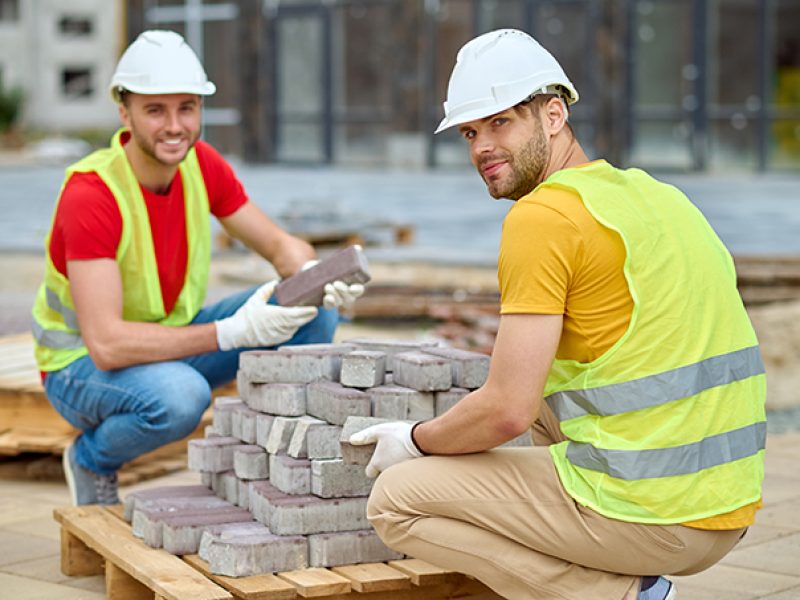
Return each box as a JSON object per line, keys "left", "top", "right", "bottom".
{"left": 44, "top": 288, "right": 338, "bottom": 475}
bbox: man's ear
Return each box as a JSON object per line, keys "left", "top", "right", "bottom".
{"left": 542, "top": 97, "right": 568, "bottom": 137}
{"left": 118, "top": 102, "right": 131, "bottom": 128}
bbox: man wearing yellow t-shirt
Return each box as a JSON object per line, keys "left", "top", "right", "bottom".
{"left": 350, "top": 29, "right": 766, "bottom": 599}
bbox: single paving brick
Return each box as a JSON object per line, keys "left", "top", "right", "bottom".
{"left": 198, "top": 521, "right": 270, "bottom": 562}
{"left": 287, "top": 416, "right": 329, "bottom": 458}
{"left": 214, "top": 470, "right": 239, "bottom": 504}
{"left": 231, "top": 405, "right": 259, "bottom": 444}
{"left": 270, "top": 453, "right": 312, "bottom": 495}
{"left": 240, "top": 350, "right": 340, "bottom": 383}
{"left": 233, "top": 445, "right": 269, "bottom": 480}
{"left": 212, "top": 398, "right": 245, "bottom": 436}
{"left": 255, "top": 413, "right": 275, "bottom": 449}
{"left": 131, "top": 496, "right": 233, "bottom": 545}
{"left": 308, "top": 530, "right": 403, "bottom": 568}
{"left": 423, "top": 346, "right": 490, "bottom": 389}
{"left": 187, "top": 436, "right": 241, "bottom": 473}
{"left": 274, "top": 245, "right": 371, "bottom": 307}
{"left": 265, "top": 416, "right": 302, "bottom": 454}
{"left": 340, "top": 351, "right": 386, "bottom": 388}
{"left": 339, "top": 416, "right": 393, "bottom": 465}
{"left": 161, "top": 510, "right": 253, "bottom": 555}
{"left": 434, "top": 387, "right": 469, "bottom": 416}
{"left": 249, "top": 479, "right": 284, "bottom": 525}
{"left": 123, "top": 485, "right": 214, "bottom": 522}
{"left": 207, "top": 530, "right": 308, "bottom": 577}
{"left": 343, "top": 338, "right": 438, "bottom": 370}
{"left": 392, "top": 351, "right": 452, "bottom": 391}
{"left": 279, "top": 342, "right": 356, "bottom": 355}
{"left": 306, "top": 381, "right": 371, "bottom": 426}
{"left": 237, "top": 478, "right": 251, "bottom": 509}
{"left": 306, "top": 423, "right": 343, "bottom": 459}
{"left": 245, "top": 382, "right": 306, "bottom": 416}
{"left": 311, "top": 458, "right": 373, "bottom": 498}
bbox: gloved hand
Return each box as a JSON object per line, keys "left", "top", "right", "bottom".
{"left": 300, "top": 260, "right": 365, "bottom": 310}
{"left": 349, "top": 421, "right": 424, "bottom": 478}
{"left": 215, "top": 281, "right": 318, "bottom": 351}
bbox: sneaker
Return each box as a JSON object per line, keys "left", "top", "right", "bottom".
{"left": 638, "top": 576, "right": 676, "bottom": 600}
{"left": 62, "top": 442, "right": 119, "bottom": 506}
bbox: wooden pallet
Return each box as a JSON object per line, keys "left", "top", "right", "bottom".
{"left": 0, "top": 333, "right": 226, "bottom": 485}
{"left": 55, "top": 505, "right": 501, "bottom": 600}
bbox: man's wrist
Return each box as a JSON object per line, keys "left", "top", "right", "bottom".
{"left": 410, "top": 421, "right": 430, "bottom": 456}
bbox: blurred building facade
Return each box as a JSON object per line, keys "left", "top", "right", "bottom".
{"left": 0, "top": 0, "right": 122, "bottom": 130}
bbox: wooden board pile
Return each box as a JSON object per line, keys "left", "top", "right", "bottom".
{"left": 124, "top": 338, "right": 531, "bottom": 578}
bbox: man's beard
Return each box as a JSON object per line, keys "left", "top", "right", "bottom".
{"left": 484, "top": 121, "right": 549, "bottom": 201}
{"left": 129, "top": 118, "right": 197, "bottom": 167}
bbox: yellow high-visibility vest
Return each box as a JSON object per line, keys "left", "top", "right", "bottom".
{"left": 32, "top": 128, "right": 211, "bottom": 371}
{"left": 540, "top": 161, "right": 766, "bottom": 524}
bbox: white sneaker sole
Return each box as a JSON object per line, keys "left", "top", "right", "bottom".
{"left": 62, "top": 443, "right": 79, "bottom": 506}
{"left": 665, "top": 581, "right": 677, "bottom": 600}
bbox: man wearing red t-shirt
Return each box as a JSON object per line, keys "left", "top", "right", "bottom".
{"left": 31, "top": 31, "right": 362, "bottom": 506}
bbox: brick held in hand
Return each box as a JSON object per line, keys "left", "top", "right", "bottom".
{"left": 274, "top": 245, "right": 371, "bottom": 307}
{"left": 339, "top": 416, "right": 393, "bottom": 465}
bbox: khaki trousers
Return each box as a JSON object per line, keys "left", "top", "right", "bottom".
{"left": 367, "top": 405, "right": 746, "bottom": 599}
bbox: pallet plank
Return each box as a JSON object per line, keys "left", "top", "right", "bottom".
{"left": 277, "top": 568, "right": 351, "bottom": 598}
{"left": 330, "top": 563, "right": 410, "bottom": 592}
{"left": 387, "top": 559, "right": 453, "bottom": 586}
{"left": 60, "top": 527, "right": 104, "bottom": 577}
{"left": 54, "top": 506, "right": 232, "bottom": 600}
{"left": 106, "top": 561, "right": 153, "bottom": 600}
{"left": 184, "top": 554, "right": 298, "bottom": 600}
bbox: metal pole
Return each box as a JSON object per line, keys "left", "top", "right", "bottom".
{"left": 756, "top": 0, "right": 774, "bottom": 172}
{"left": 691, "top": 0, "right": 708, "bottom": 171}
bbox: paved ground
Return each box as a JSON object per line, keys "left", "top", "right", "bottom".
{"left": 0, "top": 429, "right": 797, "bottom": 599}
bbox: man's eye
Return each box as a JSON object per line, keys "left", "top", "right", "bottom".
{"left": 493, "top": 118, "right": 508, "bottom": 126}
{"left": 463, "top": 130, "right": 475, "bottom": 140}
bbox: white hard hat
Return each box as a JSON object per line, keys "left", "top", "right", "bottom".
{"left": 435, "top": 29, "right": 578, "bottom": 134}
{"left": 109, "top": 30, "right": 216, "bottom": 102}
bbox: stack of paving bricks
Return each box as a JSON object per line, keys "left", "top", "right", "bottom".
{"left": 124, "top": 338, "right": 531, "bottom": 578}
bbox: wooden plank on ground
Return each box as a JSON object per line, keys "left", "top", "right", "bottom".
{"left": 277, "top": 568, "right": 351, "bottom": 597}
{"left": 387, "top": 559, "right": 453, "bottom": 586}
{"left": 184, "top": 554, "right": 298, "bottom": 600}
{"left": 60, "top": 527, "right": 104, "bottom": 576}
{"left": 54, "top": 506, "right": 232, "bottom": 600}
{"left": 330, "top": 563, "right": 410, "bottom": 593}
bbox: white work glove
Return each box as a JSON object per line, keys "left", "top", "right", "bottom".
{"left": 215, "top": 281, "right": 318, "bottom": 351}
{"left": 300, "top": 260, "right": 366, "bottom": 310}
{"left": 349, "top": 421, "right": 424, "bottom": 478}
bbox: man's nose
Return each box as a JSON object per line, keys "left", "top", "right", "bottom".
{"left": 165, "top": 110, "right": 182, "bottom": 131}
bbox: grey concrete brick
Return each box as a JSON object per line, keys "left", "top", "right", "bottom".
{"left": 201, "top": 472, "right": 213, "bottom": 488}
{"left": 306, "top": 424, "right": 343, "bottom": 459}
{"left": 407, "top": 390, "right": 435, "bottom": 420}
{"left": 424, "top": 347, "right": 490, "bottom": 389}
{"left": 123, "top": 485, "right": 213, "bottom": 522}
{"left": 274, "top": 245, "right": 371, "bottom": 307}
{"left": 187, "top": 436, "right": 240, "bottom": 473}
{"left": 214, "top": 470, "right": 239, "bottom": 504}
{"left": 392, "top": 351, "right": 452, "bottom": 391}
{"left": 308, "top": 530, "right": 403, "bottom": 568}
{"left": 161, "top": 510, "right": 253, "bottom": 555}
{"left": 207, "top": 531, "right": 308, "bottom": 577}
{"left": 212, "top": 398, "right": 245, "bottom": 436}
{"left": 311, "top": 459, "right": 373, "bottom": 498}
{"left": 279, "top": 342, "right": 356, "bottom": 355}
{"left": 287, "top": 416, "right": 329, "bottom": 458}
{"left": 233, "top": 445, "right": 269, "bottom": 480}
{"left": 231, "top": 405, "right": 259, "bottom": 444}
{"left": 240, "top": 350, "right": 340, "bottom": 384}
{"left": 368, "top": 385, "right": 408, "bottom": 420}
{"left": 215, "top": 396, "right": 245, "bottom": 408}
{"left": 306, "top": 381, "right": 371, "bottom": 426}
{"left": 343, "top": 338, "right": 438, "bottom": 370}
{"left": 340, "top": 351, "right": 386, "bottom": 388}
{"left": 249, "top": 480, "right": 369, "bottom": 535}
{"left": 255, "top": 413, "right": 275, "bottom": 449}
{"left": 131, "top": 496, "right": 233, "bottom": 545}
{"left": 339, "top": 416, "right": 392, "bottom": 465}
{"left": 204, "top": 425, "right": 218, "bottom": 438}
{"left": 198, "top": 521, "right": 270, "bottom": 561}
{"left": 237, "top": 478, "right": 251, "bottom": 509}
{"left": 434, "top": 387, "right": 469, "bottom": 416}
{"left": 265, "top": 416, "right": 301, "bottom": 454}
{"left": 245, "top": 382, "right": 306, "bottom": 416}
{"left": 270, "top": 453, "right": 312, "bottom": 496}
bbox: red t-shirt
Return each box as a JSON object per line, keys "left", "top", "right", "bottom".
{"left": 49, "top": 134, "right": 248, "bottom": 314}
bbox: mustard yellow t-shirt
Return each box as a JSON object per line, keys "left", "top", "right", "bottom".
{"left": 498, "top": 181, "right": 759, "bottom": 530}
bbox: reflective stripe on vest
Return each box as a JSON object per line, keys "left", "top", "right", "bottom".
{"left": 566, "top": 421, "right": 767, "bottom": 481}
{"left": 546, "top": 345, "right": 764, "bottom": 422}
{"left": 46, "top": 287, "right": 80, "bottom": 330}
{"left": 32, "top": 320, "right": 83, "bottom": 350}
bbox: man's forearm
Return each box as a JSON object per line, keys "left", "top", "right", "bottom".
{"left": 86, "top": 320, "right": 218, "bottom": 371}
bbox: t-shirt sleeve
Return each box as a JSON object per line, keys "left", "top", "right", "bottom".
{"left": 195, "top": 140, "right": 249, "bottom": 218}
{"left": 56, "top": 172, "right": 122, "bottom": 263}
{"left": 498, "top": 199, "right": 583, "bottom": 315}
